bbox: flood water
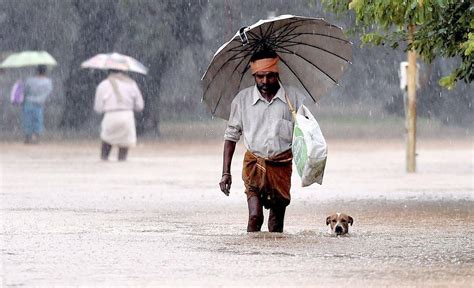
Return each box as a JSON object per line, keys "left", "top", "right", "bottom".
{"left": 1, "top": 139, "right": 473, "bottom": 287}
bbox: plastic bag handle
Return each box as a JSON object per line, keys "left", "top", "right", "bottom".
{"left": 284, "top": 92, "right": 296, "bottom": 120}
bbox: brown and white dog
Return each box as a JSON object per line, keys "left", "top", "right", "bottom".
{"left": 326, "top": 213, "right": 354, "bottom": 235}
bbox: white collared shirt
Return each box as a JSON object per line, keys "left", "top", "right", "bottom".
{"left": 224, "top": 84, "right": 305, "bottom": 158}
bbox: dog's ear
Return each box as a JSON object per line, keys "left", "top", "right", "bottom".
{"left": 326, "top": 216, "right": 331, "bottom": 226}
{"left": 348, "top": 216, "right": 354, "bottom": 226}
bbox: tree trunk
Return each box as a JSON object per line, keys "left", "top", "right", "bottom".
{"left": 60, "top": 0, "right": 122, "bottom": 130}
{"left": 406, "top": 24, "right": 417, "bottom": 173}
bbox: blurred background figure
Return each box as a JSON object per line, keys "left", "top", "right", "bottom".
{"left": 22, "top": 64, "right": 53, "bottom": 144}
{"left": 93, "top": 70, "right": 144, "bottom": 161}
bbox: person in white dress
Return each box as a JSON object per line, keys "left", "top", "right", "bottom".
{"left": 94, "top": 70, "right": 144, "bottom": 161}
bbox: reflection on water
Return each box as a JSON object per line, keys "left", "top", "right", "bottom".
{"left": 3, "top": 201, "right": 473, "bottom": 287}
{"left": 1, "top": 140, "right": 473, "bottom": 287}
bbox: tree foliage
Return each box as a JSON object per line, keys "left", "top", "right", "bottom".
{"left": 413, "top": 1, "right": 473, "bottom": 88}
{"left": 322, "top": 0, "right": 473, "bottom": 88}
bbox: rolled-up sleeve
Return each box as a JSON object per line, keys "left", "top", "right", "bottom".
{"left": 224, "top": 96, "right": 242, "bottom": 142}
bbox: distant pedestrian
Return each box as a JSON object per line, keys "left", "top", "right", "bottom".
{"left": 94, "top": 70, "right": 144, "bottom": 161}
{"left": 22, "top": 65, "right": 53, "bottom": 144}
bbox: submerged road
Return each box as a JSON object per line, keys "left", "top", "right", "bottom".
{"left": 1, "top": 139, "right": 473, "bottom": 287}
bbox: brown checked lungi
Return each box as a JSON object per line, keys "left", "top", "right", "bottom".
{"left": 242, "top": 149, "right": 293, "bottom": 209}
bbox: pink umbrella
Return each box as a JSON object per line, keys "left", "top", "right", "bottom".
{"left": 80, "top": 52, "right": 148, "bottom": 75}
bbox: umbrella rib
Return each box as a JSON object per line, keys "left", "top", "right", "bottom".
{"left": 278, "top": 57, "right": 317, "bottom": 103}
{"left": 277, "top": 32, "right": 352, "bottom": 45}
{"left": 208, "top": 39, "right": 259, "bottom": 76}
{"left": 228, "top": 42, "right": 261, "bottom": 55}
{"left": 272, "top": 24, "right": 351, "bottom": 49}
{"left": 246, "top": 30, "right": 274, "bottom": 51}
{"left": 269, "top": 19, "right": 351, "bottom": 47}
{"left": 270, "top": 19, "right": 316, "bottom": 43}
{"left": 276, "top": 40, "right": 351, "bottom": 63}
{"left": 203, "top": 50, "right": 250, "bottom": 95}
{"left": 210, "top": 53, "right": 255, "bottom": 115}
{"left": 227, "top": 36, "right": 268, "bottom": 57}
{"left": 272, "top": 22, "right": 302, "bottom": 40}
{"left": 208, "top": 43, "right": 342, "bottom": 107}
{"left": 209, "top": 25, "right": 298, "bottom": 106}
{"left": 245, "top": 20, "right": 351, "bottom": 57}
{"left": 207, "top": 36, "right": 264, "bottom": 78}
{"left": 249, "top": 21, "right": 301, "bottom": 49}
{"left": 225, "top": 29, "right": 304, "bottom": 76}
{"left": 263, "top": 21, "right": 276, "bottom": 41}
{"left": 280, "top": 19, "right": 344, "bottom": 34}
{"left": 211, "top": 64, "right": 249, "bottom": 116}
{"left": 275, "top": 45, "right": 339, "bottom": 85}
{"left": 210, "top": 36, "right": 268, "bottom": 115}
{"left": 215, "top": 56, "right": 253, "bottom": 114}
{"left": 204, "top": 45, "right": 255, "bottom": 111}
{"left": 264, "top": 23, "right": 351, "bottom": 62}
{"left": 247, "top": 23, "right": 303, "bottom": 52}
{"left": 203, "top": 17, "right": 352, "bottom": 119}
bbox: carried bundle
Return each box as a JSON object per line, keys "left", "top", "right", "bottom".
{"left": 285, "top": 94, "right": 327, "bottom": 187}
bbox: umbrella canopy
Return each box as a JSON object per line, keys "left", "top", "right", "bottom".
{"left": 0, "top": 51, "right": 57, "bottom": 68}
{"left": 201, "top": 15, "right": 352, "bottom": 120}
{"left": 80, "top": 52, "right": 148, "bottom": 75}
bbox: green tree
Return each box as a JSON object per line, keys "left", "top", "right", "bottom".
{"left": 116, "top": 0, "right": 204, "bottom": 135}
{"left": 413, "top": 1, "right": 473, "bottom": 88}
{"left": 322, "top": 0, "right": 472, "bottom": 88}
{"left": 321, "top": 0, "right": 473, "bottom": 172}
{"left": 60, "top": 0, "right": 122, "bottom": 130}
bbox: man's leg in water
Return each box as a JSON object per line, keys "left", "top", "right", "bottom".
{"left": 101, "top": 141, "right": 112, "bottom": 161}
{"left": 247, "top": 196, "right": 264, "bottom": 232}
{"left": 268, "top": 204, "right": 286, "bottom": 232}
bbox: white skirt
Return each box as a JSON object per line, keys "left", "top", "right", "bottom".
{"left": 101, "top": 110, "right": 136, "bottom": 147}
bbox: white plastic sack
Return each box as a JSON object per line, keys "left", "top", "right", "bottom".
{"left": 292, "top": 105, "right": 327, "bottom": 187}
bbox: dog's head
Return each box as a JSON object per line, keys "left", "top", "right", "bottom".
{"left": 326, "top": 213, "right": 353, "bottom": 235}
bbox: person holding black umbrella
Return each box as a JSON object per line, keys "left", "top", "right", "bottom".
{"left": 219, "top": 49, "right": 305, "bottom": 232}
{"left": 204, "top": 15, "right": 352, "bottom": 232}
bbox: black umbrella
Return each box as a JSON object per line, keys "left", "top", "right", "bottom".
{"left": 201, "top": 15, "right": 352, "bottom": 120}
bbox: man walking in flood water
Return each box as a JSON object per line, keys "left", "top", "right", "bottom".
{"left": 94, "top": 69, "right": 144, "bottom": 161}
{"left": 219, "top": 49, "right": 304, "bottom": 232}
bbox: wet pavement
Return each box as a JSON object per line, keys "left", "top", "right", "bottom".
{"left": 1, "top": 139, "right": 473, "bottom": 287}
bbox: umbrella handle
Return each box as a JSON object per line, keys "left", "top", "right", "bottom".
{"left": 238, "top": 27, "right": 249, "bottom": 45}
{"left": 284, "top": 93, "right": 297, "bottom": 121}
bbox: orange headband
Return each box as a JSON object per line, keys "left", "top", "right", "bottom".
{"left": 250, "top": 57, "right": 279, "bottom": 75}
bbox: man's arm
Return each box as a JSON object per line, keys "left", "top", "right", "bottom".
{"left": 219, "top": 140, "right": 236, "bottom": 196}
